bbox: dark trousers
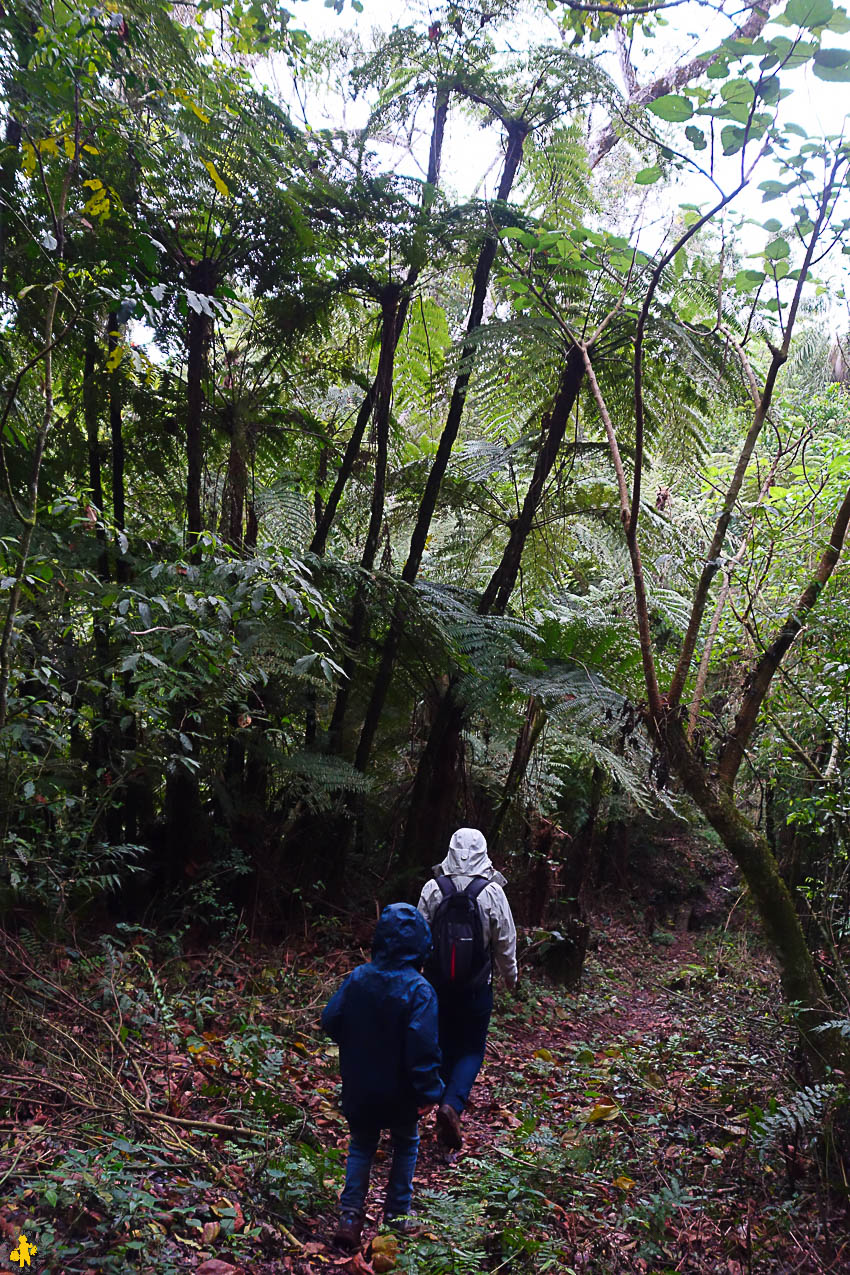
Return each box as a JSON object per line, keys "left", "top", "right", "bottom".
{"left": 339, "top": 1120, "right": 419, "bottom": 1219}
{"left": 438, "top": 981, "right": 493, "bottom": 1113}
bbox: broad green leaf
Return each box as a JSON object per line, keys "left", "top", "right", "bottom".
{"left": 720, "top": 124, "right": 748, "bottom": 154}
{"left": 764, "top": 238, "right": 790, "bottom": 259}
{"left": 648, "top": 94, "right": 694, "bottom": 122}
{"left": 635, "top": 165, "right": 662, "bottom": 185}
{"left": 735, "top": 268, "right": 765, "bottom": 292}
{"left": 813, "top": 48, "right": 850, "bottom": 79}
{"left": 827, "top": 6, "right": 850, "bottom": 29}
{"left": 720, "top": 78, "right": 755, "bottom": 105}
{"left": 685, "top": 124, "right": 707, "bottom": 151}
{"left": 783, "top": 0, "right": 834, "bottom": 27}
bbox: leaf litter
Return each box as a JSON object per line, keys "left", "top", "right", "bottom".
{"left": 0, "top": 916, "right": 845, "bottom": 1273}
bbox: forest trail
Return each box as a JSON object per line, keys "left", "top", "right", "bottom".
{"left": 1, "top": 918, "right": 844, "bottom": 1275}
{"left": 262, "top": 918, "right": 841, "bottom": 1275}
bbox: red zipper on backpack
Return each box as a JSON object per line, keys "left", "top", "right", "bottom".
{"left": 450, "top": 944, "right": 456, "bottom": 980}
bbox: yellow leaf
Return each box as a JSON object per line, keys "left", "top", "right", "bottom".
{"left": 83, "top": 178, "right": 103, "bottom": 190}
{"left": 533, "top": 1048, "right": 554, "bottom": 1062}
{"left": 106, "top": 343, "right": 124, "bottom": 372}
{"left": 21, "top": 141, "right": 37, "bottom": 177}
{"left": 83, "top": 144, "right": 99, "bottom": 154}
{"left": 39, "top": 137, "right": 59, "bottom": 156}
{"left": 202, "top": 158, "right": 229, "bottom": 197}
{"left": 584, "top": 1102, "right": 620, "bottom": 1123}
{"left": 611, "top": 1175, "right": 635, "bottom": 1190}
{"left": 706, "top": 1145, "right": 725, "bottom": 1159}
{"left": 176, "top": 87, "right": 211, "bottom": 123}
{"left": 63, "top": 135, "right": 76, "bottom": 159}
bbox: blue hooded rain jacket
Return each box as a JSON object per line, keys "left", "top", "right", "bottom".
{"left": 321, "top": 903, "right": 444, "bottom": 1126}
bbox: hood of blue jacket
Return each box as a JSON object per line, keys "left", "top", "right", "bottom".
{"left": 372, "top": 903, "right": 432, "bottom": 969}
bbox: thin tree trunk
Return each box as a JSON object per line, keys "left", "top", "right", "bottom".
{"left": 480, "top": 344, "right": 585, "bottom": 615}
{"left": 0, "top": 116, "right": 22, "bottom": 289}
{"left": 84, "top": 324, "right": 113, "bottom": 781}
{"left": 328, "top": 286, "right": 400, "bottom": 748}
{"left": 402, "top": 676, "right": 466, "bottom": 871}
{"left": 186, "top": 264, "right": 212, "bottom": 560}
{"left": 398, "top": 344, "right": 586, "bottom": 857}
{"left": 718, "top": 482, "right": 850, "bottom": 786}
{"left": 310, "top": 86, "right": 449, "bottom": 557}
{"left": 489, "top": 695, "right": 546, "bottom": 850}
{"left": 0, "top": 97, "right": 79, "bottom": 724}
{"left": 355, "top": 121, "right": 529, "bottom": 773}
{"left": 107, "top": 314, "right": 129, "bottom": 583}
{"left": 84, "top": 329, "right": 104, "bottom": 517}
{"left": 220, "top": 405, "right": 248, "bottom": 550}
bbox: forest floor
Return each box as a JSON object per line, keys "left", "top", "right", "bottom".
{"left": 0, "top": 911, "right": 847, "bottom": 1275}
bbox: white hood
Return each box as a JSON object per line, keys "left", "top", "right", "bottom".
{"left": 434, "top": 827, "right": 506, "bottom": 886}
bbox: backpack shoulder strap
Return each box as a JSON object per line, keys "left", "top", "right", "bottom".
{"left": 463, "top": 876, "right": 489, "bottom": 901}
{"left": 435, "top": 874, "right": 456, "bottom": 898}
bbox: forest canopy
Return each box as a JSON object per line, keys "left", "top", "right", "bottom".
{"left": 2, "top": 0, "right": 850, "bottom": 1068}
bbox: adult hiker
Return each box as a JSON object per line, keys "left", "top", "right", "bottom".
{"left": 321, "top": 903, "right": 444, "bottom": 1250}
{"left": 417, "top": 827, "right": 518, "bottom": 1151}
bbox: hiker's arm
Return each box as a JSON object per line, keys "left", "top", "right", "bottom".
{"left": 417, "top": 880, "right": 438, "bottom": 922}
{"left": 489, "top": 886, "right": 518, "bottom": 987}
{"left": 405, "top": 983, "right": 444, "bottom": 1107}
{"left": 320, "top": 976, "right": 349, "bottom": 1042}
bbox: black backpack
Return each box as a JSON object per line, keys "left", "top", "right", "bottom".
{"left": 426, "top": 874, "right": 491, "bottom": 991}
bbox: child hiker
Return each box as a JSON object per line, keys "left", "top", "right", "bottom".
{"left": 321, "top": 903, "right": 444, "bottom": 1250}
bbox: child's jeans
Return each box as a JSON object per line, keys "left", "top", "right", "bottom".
{"left": 339, "top": 1120, "right": 419, "bottom": 1218}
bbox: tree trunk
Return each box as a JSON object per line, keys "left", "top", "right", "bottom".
{"left": 401, "top": 677, "right": 466, "bottom": 871}
{"left": 186, "top": 264, "right": 212, "bottom": 560}
{"left": 219, "top": 404, "right": 248, "bottom": 550}
{"left": 480, "top": 345, "right": 585, "bottom": 615}
{"left": 354, "top": 122, "right": 530, "bottom": 772}
{"left": 310, "top": 87, "right": 449, "bottom": 557}
{"left": 662, "top": 712, "right": 844, "bottom": 1071}
{"left": 106, "top": 313, "right": 129, "bottom": 588}
{"left": 328, "top": 286, "right": 400, "bottom": 749}
{"left": 397, "top": 342, "right": 582, "bottom": 865}
{"left": 84, "top": 329, "right": 104, "bottom": 518}
{"left": 489, "top": 695, "right": 546, "bottom": 850}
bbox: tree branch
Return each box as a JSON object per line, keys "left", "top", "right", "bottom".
{"left": 718, "top": 480, "right": 850, "bottom": 787}
{"left": 588, "top": 1, "right": 777, "bottom": 169}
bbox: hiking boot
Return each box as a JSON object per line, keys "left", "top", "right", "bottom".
{"left": 332, "top": 1212, "right": 363, "bottom": 1251}
{"left": 435, "top": 1102, "right": 462, "bottom": 1150}
{"left": 384, "top": 1214, "right": 420, "bottom": 1236}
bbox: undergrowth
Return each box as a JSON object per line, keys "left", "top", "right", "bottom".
{"left": 0, "top": 921, "right": 846, "bottom": 1274}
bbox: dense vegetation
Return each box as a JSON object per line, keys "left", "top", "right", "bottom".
{"left": 3, "top": 0, "right": 850, "bottom": 1267}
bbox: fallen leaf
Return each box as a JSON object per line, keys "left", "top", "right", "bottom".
{"left": 611, "top": 1175, "right": 635, "bottom": 1190}
{"left": 371, "top": 1233, "right": 399, "bottom": 1272}
{"left": 533, "top": 1047, "right": 554, "bottom": 1062}
{"left": 583, "top": 1102, "right": 621, "bottom": 1123}
{"left": 195, "top": 1261, "right": 239, "bottom": 1275}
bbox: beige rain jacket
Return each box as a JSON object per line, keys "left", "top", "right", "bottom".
{"left": 417, "top": 827, "right": 518, "bottom": 988}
